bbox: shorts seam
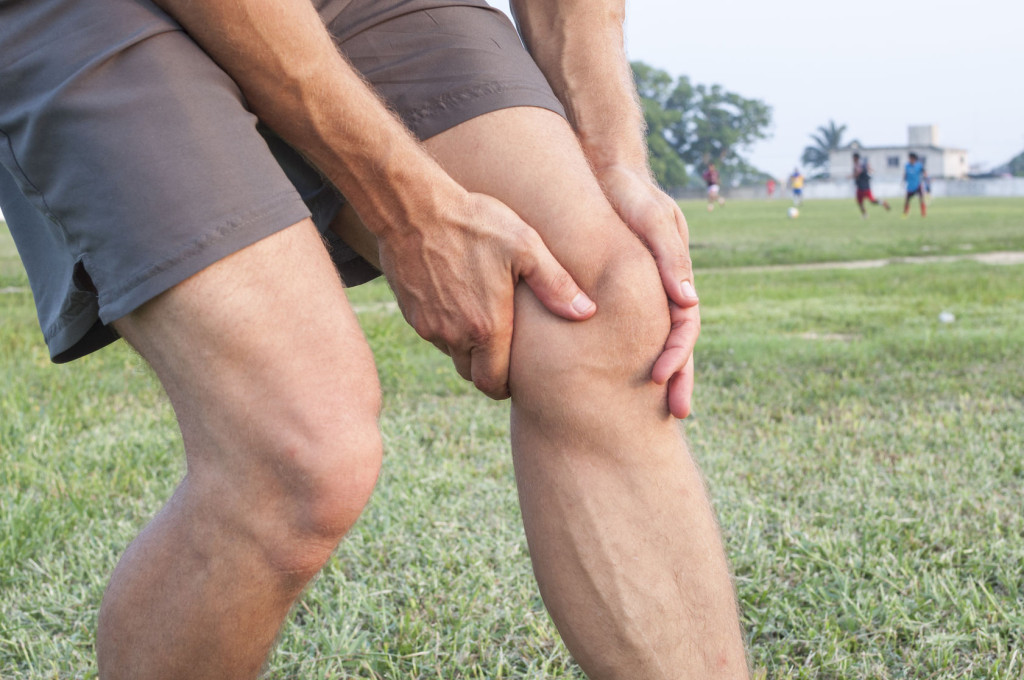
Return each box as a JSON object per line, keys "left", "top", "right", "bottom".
{"left": 0, "top": 128, "right": 79, "bottom": 251}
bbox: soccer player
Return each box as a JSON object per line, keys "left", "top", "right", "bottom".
{"left": 903, "top": 152, "right": 928, "bottom": 217}
{"left": 853, "top": 153, "right": 891, "bottom": 217}
{"left": 0, "top": 0, "right": 749, "bottom": 678}
{"left": 788, "top": 167, "right": 805, "bottom": 206}
{"left": 703, "top": 161, "right": 726, "bottom": 211}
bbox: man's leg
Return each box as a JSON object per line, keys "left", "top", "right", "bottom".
{"left": 97, "top": 220, "right": 382, "bottom": 679}
{"left": 335, "top": 107, "right": 748, "bottom": 678}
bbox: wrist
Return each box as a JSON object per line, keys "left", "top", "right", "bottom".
{"left": 590, "top": 159, "right": 655, "bottom": 188}
{"left": 579, "top": 132, "right": 650, "bottom": 177}
{"left": 349, "top": 152, "right": 467, "bottom": 243}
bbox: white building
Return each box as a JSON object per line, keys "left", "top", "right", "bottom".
{"left": 828, "top": 125, "right": 969, "bottom": 182}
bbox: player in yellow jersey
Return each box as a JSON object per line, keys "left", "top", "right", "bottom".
{"left": 788, "top": 168, "right": 805, "bottom": 206}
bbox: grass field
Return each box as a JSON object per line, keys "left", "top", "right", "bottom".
{"left": 2, "top": 196, "right": 1023, "bottom": 679}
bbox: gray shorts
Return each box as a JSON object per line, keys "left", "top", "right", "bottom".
{"left": 0, "top": 0, "right": 565, "bottom": 362}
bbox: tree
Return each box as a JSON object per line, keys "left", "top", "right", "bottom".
{"left": 1008, "top": 149, "right": 1024, "bottom": 176}
{"left": 632, "top": 61, "right": 772, "bottom": 190}
{"left": 801, "top": 120, "right": 855, "bottom": 178}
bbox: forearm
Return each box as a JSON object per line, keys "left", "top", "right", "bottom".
{"left": 511, "top": 0, "right": 647, "bottom": 173}
{"left": 152, "top": 0, "right": 462, "bottom": 239}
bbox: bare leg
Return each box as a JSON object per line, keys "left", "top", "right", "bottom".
{"left": 97, "top": 220, "right": 382, "bottom": 679}
{"left": 336, "top": 108, "right": 748, "bottom": 678}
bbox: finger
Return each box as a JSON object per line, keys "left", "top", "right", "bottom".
{"left": 431, "top": 339, "right": 452, "bottom": 356}
{"left": 435, "top": 327, "right": 512, "bottom": 400}
{"left": 652, "top": 345, "right": 689, "bottom": 386}
{"left": 468, "top": 329, "right": 512, "bottom": 400}
{"left": 450, "top": 346, "right": 473, "bottom": 383}
{"left": 598, "top": 168, "right": 698, "bottom": 310}
{"left": 646, "top": 208, "right": 700, "bottom": 311}
{"left": 666, "top": 354, "right": 695, "bottom": 419}
{"left": 651, "top": 303, "right": 700, "bottom": 385}
{"left": 513, "top": 228, "right": 596, "bottom": 322}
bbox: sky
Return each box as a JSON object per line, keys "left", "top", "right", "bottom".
{"left": 490, "top": 0, "right": 1024, "bottom": 180}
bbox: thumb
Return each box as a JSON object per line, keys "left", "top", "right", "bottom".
{"left": 513, "top": 229, "right": 596, "bottom": 321}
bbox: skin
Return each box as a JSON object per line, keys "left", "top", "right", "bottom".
{"left": 92, "top": 0, "right": 749, "bottom": 677}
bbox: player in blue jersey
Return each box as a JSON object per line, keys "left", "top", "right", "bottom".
{"left": 902, "top": 152, "right": 928, "bottom": 217}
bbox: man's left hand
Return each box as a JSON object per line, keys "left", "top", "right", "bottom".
{"left": 595, "top": 164, "right": 701, "bottom": 419}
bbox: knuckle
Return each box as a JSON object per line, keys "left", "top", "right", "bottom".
{"left": 545, "top": 267, "right": 576, "bottom": 297}
{"left": 677, "top": 251, "right": 694, "bottom": 273}
{"left": 509, "top": 225, "right": 540, "bottom": 260}
{"left": 466, "top": 316, "right": 497, "bottom": 348}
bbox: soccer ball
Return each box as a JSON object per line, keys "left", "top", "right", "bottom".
{"left": 787, "top": 206, "right": 799, "bottom": 218}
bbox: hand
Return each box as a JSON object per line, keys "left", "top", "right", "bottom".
{"left": 594, "top": 165, "right": 700, "bottom": 418}
{"left": 375, "top": 190, "right": 596, "bottom": 400}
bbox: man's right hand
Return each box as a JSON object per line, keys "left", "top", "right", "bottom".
{"left": 375, "top": 189, "right": 596, "bottom": 400}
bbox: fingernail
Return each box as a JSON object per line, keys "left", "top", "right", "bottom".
{"left": 571, "top": 292, "right": 596, "bottom": 315}
{"left": 681, "top": 280, "right": 698, "bottom": 300}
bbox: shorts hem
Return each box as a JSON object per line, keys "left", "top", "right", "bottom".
{"left": 405, "top": 84, "right": 567, "bottom": 140}
{"left": 96, "top": 192, "right": 311, "bottom": 325}
{"left": 47, "top": 311, "right": 111, "bottom": 363}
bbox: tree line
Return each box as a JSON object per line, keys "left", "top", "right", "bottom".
{"left": 634, "top": 60, "right": 1024, "bottom": 188}
{"left": 631, "top": 61, "right": 771, "bottom": 191}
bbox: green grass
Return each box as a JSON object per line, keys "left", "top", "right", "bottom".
{"left": 684, "top": 196, "right": 1024, "bottom": 268}
{"left": 2, "top": 197, "right": 1023, "bottom": 678}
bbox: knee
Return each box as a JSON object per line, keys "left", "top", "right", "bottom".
{"left": 588, "top": 243, "right": 674, "bottom": 381}
{"left": 268, "top": 424, "right": 382, "bottom": 579}
{"left": 205, "top": 375, "right": 384, "bottom": 580}
{"left": 509, "top": 235, "right": 672, "bottom": 421}
{"left": 288, "top": 404, "right": 383, "bottom": 538}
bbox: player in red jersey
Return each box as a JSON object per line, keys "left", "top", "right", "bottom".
{"left": 702, "top": 161, "right": 725, "bottom": 211}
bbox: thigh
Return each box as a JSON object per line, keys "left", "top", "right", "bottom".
{"left": 113, "top": 219, "right": 380, "bottom": 471}
{"left": 422, "top": 107, "right": 650, "bottom": 290}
